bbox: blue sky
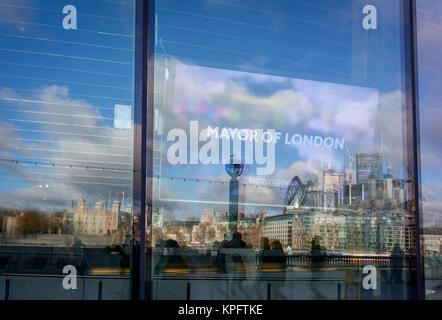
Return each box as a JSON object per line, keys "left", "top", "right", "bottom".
{"left": 152, "top": 0, "right": 409, "bottom": 219}
{"left": 0, "top": 0, "right": 439, "bottom": 227}
{"left": 416, "top": 0, "right": 442, "bottom": 227}
{"left": 0, "top": 0, "right": 135, "bottom": 210}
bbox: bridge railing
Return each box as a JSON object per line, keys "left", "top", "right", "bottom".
{"left": 284, "top": 254, "right": 415, "bottom": 269}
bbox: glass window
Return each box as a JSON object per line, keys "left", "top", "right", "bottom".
{"left": 0, "top": 0, "right": 135, "bottom": 299}
{"left": 150, "top": 0, "right": 419, "bottom": 300}
{"left": 417, "top": 0, "right": 442, "bottom": 300}
{"left": 0, "top": 0, "right": 435, "bottom": 302}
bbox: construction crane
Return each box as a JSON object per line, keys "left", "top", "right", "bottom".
{"left": 343, "top": 144, "right": 355, "bottom": 206}
{"left": 345, "top": 144, "right": 354, "bottom": 170}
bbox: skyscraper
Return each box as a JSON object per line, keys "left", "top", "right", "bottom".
{"left": 284, "top": 176, "right": 306, "bottom": 209}
{"left": 356, "top": 153, "right": 383, "bottom": 184}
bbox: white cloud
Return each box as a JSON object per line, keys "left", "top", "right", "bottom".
{"left": 0, "top": 85, "right": 133, "bottom": 211}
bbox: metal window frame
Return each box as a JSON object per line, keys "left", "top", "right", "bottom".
{"left": 132, "top": 0, "right": 156, "bottom": 301}
{"left": 403, "top": 0, "right": 425, "bottom": 300}
{"left": 133, "top": 0, "right": 426, "bottom": 301}
{"left": 132, "top": 0, "right": 148, "bottom": 301}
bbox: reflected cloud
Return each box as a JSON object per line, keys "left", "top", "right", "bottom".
{"left": 0, "top": 85, "right": 133, "bottom": 211}
{"left": 417, "top": 0, "right": 442, "bottom": 227}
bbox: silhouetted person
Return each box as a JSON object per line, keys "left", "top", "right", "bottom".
{"left": 390, "top": 243, "right": 404, "bottom": 299}
{"left": 229, "top": 232, "right": 246, "bottom": 249}
{"left": 154, "top": 239, "right": 187, "bottom": 275}
{"left": 261, "top": 237, "right": 270, "bottom": 250}
{"left": 270, "top": 240, "right": 287, "bottom": 271}
{"left": 218, "top": 234, "right": 229, "bottom": 273}
{"left": 258, "top": 237, "right": 272, "bottom": 271}
{"left": 254, "top": 237, "right": 272, "bottom": 299}
{"left": 211, "top": 240, "right": 221, "bottom": 268}
{"left": 227, "top": 232, "right": 246, "bottom": 271}
{"left": 270, "top": 239, "right": 287, "bottom": 300}
{"left": 165, "top": 239, "right": 178, "bottom": 248}
{"left": 310, "top": 236, "right": 325, "bottom": 299}
{"left": 221, "top": 234, "right": 229, "bottom": 249}
{"left": 226, "top": 232, "right": 248, "bottom": 297}
{"left": 391, "top": 243, "right": 404, "bottom": 282}
{"left": 311, "top": 236, "right": 324, "bottom": 265}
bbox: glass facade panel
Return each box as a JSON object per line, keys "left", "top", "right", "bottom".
{"left": 0, "top": 0, "right": 439, "bottom": 301}
{"left": 417, "top": 0, "right": 442, "bottom": 300}
{"left": 0, "top": 0, "right": 135, "bottom": 299}
{"left": 149, "top": 0, "right": 419, "bottom": 300}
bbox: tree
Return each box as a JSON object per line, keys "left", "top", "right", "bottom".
{"left": 47, "top": 212, "right": 64, "bottom": 234}
{"left": 18, "top": 210, "right": 45, "bottom": 237}
{"left": 244, "top": 223, "right": 263, "bottom": 249}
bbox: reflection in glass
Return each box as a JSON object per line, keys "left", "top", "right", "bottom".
{"left": 0, "top": 0, "right": 135, "bottom": 299}
{"left": 150, "top": 0, "right": 417, "bottom": 300}
{"left": 417, "top": 0, "right": 442, "bottom": 300}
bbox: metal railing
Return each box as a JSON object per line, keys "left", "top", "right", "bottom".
{"left": 285, "top": 255, "right": 415, "bottom": 269}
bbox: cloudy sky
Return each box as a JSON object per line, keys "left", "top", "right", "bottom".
{"left": 0, "top": 0, "right": 439, "bottom": 228}
{"left": 151, "top": 0, "right": 412, "bottom": 219}
{"left": 0, "top": 0, "right": 135, "bottom": 212}
{"left": 153, "top": 59, "right": 412, "bottom": 218}
{"left": 416, "top": 0, "right": 442, "bottom": 227}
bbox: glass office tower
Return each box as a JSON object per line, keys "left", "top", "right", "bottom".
{"left": 0, "top": 0, "right": 440, "bottom": 300}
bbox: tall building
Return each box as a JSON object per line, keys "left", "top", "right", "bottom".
{"left": 356, "top": 153, "right": 383, "bottom": 184}
{"left": 0, "top": 0, "right": 436, "bottom": 301}
{"left": 284, "top": 176, "right": 306, "bottom": 209}
{"left": 262, "top": 214, "right": 294, "bottom": 247}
